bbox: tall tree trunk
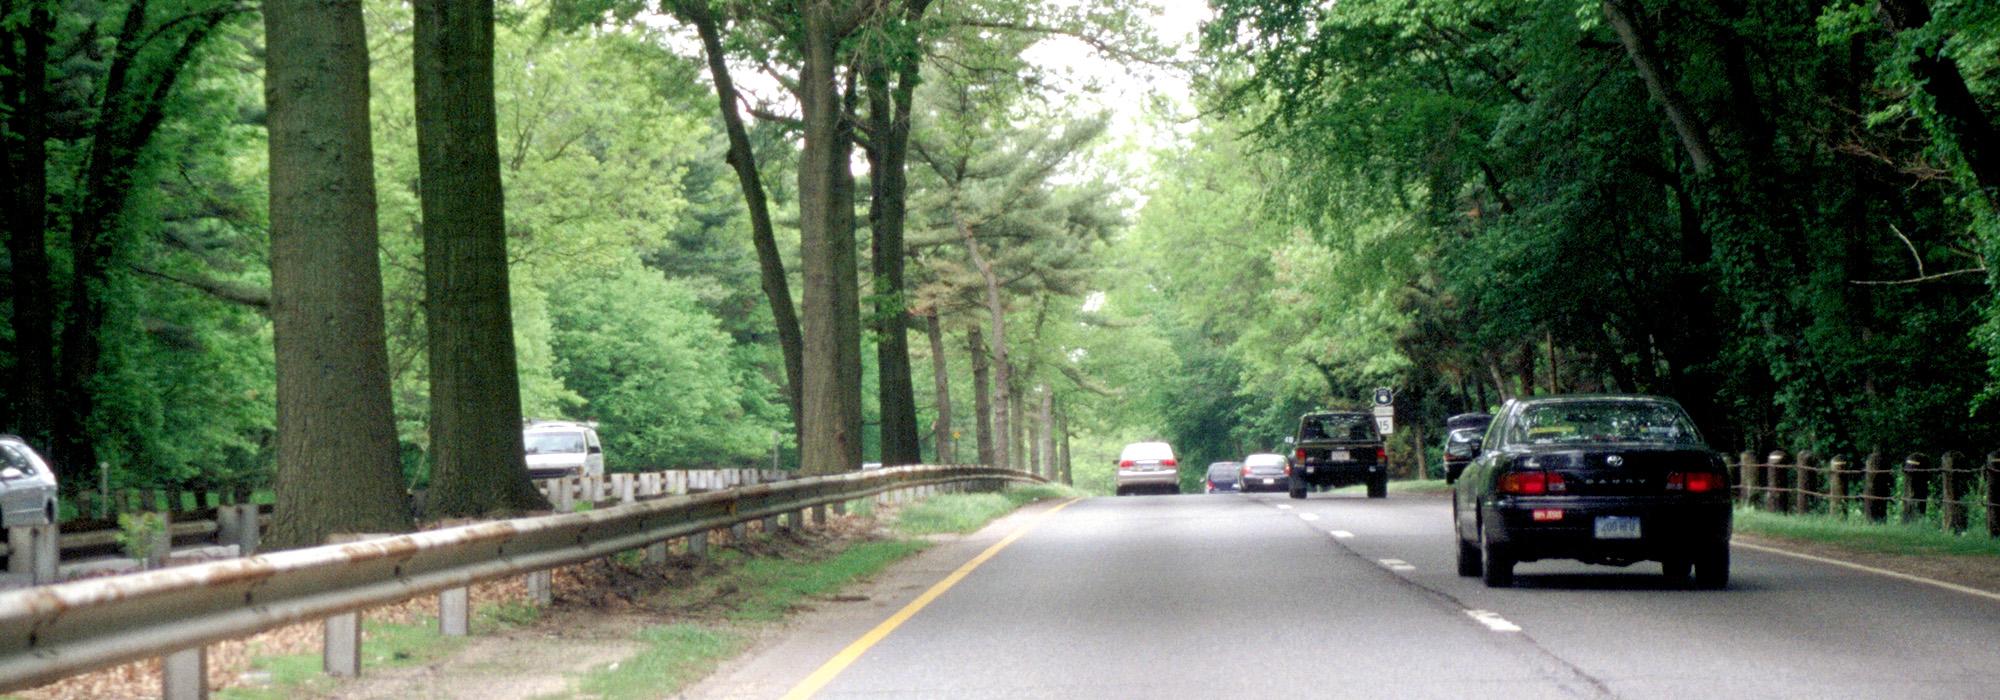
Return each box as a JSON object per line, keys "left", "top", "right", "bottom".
{"left": 968, "top": 325, "right": 994, "bottom": 466}
{"left": 795, "top": 6, "right": 863, "bottom": 475}
{"left": 959, "top": 216, "right": 1012, "bottom": 472}
{"left": 0, "top": 4, "right": 56, "bottom": 454}
{"left": 1877, "top": 0, "right": 2000, "bottom": 205}
{"left": 863, "top": 37, "right": 926, "bottom": 467}
{"left": 1603, "top": 0, "right": 1722, "bottom": 175}
{"left": 264, "top": 0, "right": 413, "bottom": 547}
{"left": 925, "top": 311, "right": 953, "bottom": 462}
{"left": 1009, "top": 388, "right": 1025, "bottom": 471}
{"left": 413, "top": 0, "right": 547, "bottom": 515}
{"left": 678, "top": 1, "right": 804, "bottom": 435}
{"left": 1036, "top": 384, "right": 1054, "bottom": 479}
{"left": 1056, "top": 405, "right": 1071, "bottom": 485}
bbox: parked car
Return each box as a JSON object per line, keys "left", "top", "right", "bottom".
{"left": 1442, "top": 412, "right": 1494, "bottom": 483}
{"left": 1288, "top": 411, "right": 1387, "bottom": 499}
{"left": 1451, "top": 395, "right": 1732, "bottom": 588}
{"left": 522, "top": 421, "right": 605, "bottom": 479}
{"left": 1115, "top": 441, "right": 1180, "bottom": 496}
{"left": 0, "top": 436, "right": 58, "bottom": 527}
{"left": 1238, "top": 453, "right": 1290, "bottom": 492}
{"left": 1204, "top": 462, "right": 1242, "bottom": 493}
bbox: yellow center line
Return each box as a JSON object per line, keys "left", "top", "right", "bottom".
{"left": 780, "top": 497, "right": 1083, "bottom": 700}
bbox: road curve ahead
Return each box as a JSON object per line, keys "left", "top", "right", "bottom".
{"left": 689, "top": 493, "right": 2000, "bottom": 699}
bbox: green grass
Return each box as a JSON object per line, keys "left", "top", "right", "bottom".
{"left": 892, "top": 483, "right": 1079, "bottom": 535}
{"left": 1734, "top": 507, "right": 2000, "bottom": 558}
{"left": 217, "top": 617, "right": 468, "bottom": 700}
{"left": 1328, "top": 478, "right": 1453, "bottom": 495}
{"left": 571, "top": 624, "right": 746, "bottom": 700}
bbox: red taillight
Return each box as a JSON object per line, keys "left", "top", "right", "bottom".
{"left": 1119, "top": 460, "right": 1135, "bottom": 469}
{"left": 1666, "top": 471, "right": 1722, "bottom": 493}
{"left": 1498, "top": 471, "right": 1566, "bottom": 495}
{"left": 1162, "top": 458, "right": 1177, "bottom": 467}
{"left": 1295, "top": 448, "right": 1306, "bottom": 462}
{"left": 1375, "top": 447, "right": 1387, "bottom": 462}
{"left": 1242, "top": 464, "right": 1253, "bottom": 477}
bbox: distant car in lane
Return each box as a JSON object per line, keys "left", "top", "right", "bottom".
{"left": 0, "top": 436, "right": 58, "bottom": 527}
{"left": 1238, "top": 453, "right": 1290, "bottom": 492}
{"left": 1288, "top": 411, "right": 1387, "bottom": 499}
{"left": 1451, "top": 395, "right": 1732, "bottom": 589}
{"left": 1442, "top": 412, "right": 1493, "bottom": 483}
{"left": 523, "top": 420, "right": 605, "bottom": 479}
{"left": 1115, "top": 441, "right": 1180, "bottom": 496}
{"left": 1204, "top": 462, "right": 1242, "bottom": 493}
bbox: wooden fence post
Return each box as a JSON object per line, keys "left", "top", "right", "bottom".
{"left": 1986, "top": 452, "right": 2000, "bottom": 538}
{"left": 1794, "top": 451, "right": 1817, "bottom": 514}
{"left": 1766, "top": 451, "right": 1790, "bottom": 513}
{"left": 1902, "top": 453, "right": 1932, "bottom": 525}
{"left": 1942, "top": 451, "right": 1971, "bottom": 534}
{"left": 1865, "top": 452, "right": 1892, "bottom": 523}
{"left": 1738, "top": 451, "right": 1758, "bottom": 506}
{"left": 1827, "top": 455, "right": 1850, "bottom": 519}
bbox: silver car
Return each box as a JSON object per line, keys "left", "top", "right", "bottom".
{"left": 0, "top": 436, "right": 58, "bottom": 527}
{"left": 1114, "top": 441, "right": 1180, "bottom": 496}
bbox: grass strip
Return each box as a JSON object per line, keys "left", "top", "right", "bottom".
{"left": 216, "top": 617, "right": 468, "bottom": 700}
{"left": 892, "top": 484, "right": 1080, "bottom": 535}
{"left": 1733, "top": 507, "right": 2000, "bottom": 558}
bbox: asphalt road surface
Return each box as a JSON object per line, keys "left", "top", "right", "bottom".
{"left": 688, "top": 492, "right": 2000, "bottom": 699}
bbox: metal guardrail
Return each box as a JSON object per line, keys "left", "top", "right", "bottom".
{"left": 0, "top": 464, "right": 1042, "bottom": 693}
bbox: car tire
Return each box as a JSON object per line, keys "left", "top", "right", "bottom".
{"left": 1480, "top": 526, "right": 1514, "bottom": 588}
{"left": 1661, "top": 556, "right": 1692, "bottom": 584}
{"left": 1456, "top": 536, "right": 1482, "bottom": 577}
{"left": 1694, "top": 542, "right": 1730, "bottom": 590}
{"left": 1287, "top": 476, "right": 1307, "bottom": 500}
{"left": 1115, "top": 486, "right": 1128, "bottom": 497}
{"left": 1366, "top": 473, "right": 1388, "bottom": 499}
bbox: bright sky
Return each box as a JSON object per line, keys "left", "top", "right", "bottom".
{"left": 1019, "top": 1, "right": 1212, "bottom": 181}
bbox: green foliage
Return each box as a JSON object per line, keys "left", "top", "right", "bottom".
{"left": 891, "top": 483, "right": 1077, "bottom": 535}
{"left": 575, "top": 624, "right": 746, "bottom": 700}
{"left": 113, "top": 511, "right": 167, "bottom": 562}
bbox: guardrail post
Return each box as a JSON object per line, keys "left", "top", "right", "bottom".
{"left": 1902, "top": 453, "right": 1932, "bottom": 524}
{"left": 1736, "top": 451, "right": 1757, "bottom": 506}
{"left": 324, "top": 611, "right": 361, "bottom": 677}
{"left": 163, "top": 645, "right": 207, "bottom": 699}
{"left": 688, "top": 530, "right": 709, "bottom": 557}
{"left": 1827, "top": 456, "right": 1850, "bottom": 519}
{"left": 1794, "top": 451, "right": 1817, "bottom": 514}
{"left": 8, "top": 522, "right": 58, "bottom": 584}
{"left": 645, "top": 540, "right": 668, "bottom": 564}
{"left": 217, "top": 503, "right": 260, "bottom": 556}
{"left": 761, "top": 514, "right": 780, "bottom": 534}
{"left": 527, "top": 570, "right": 553, "bottom": 605}
{"left": 148, "top": 511, "right": 172, "bottom": 570}
{"left": 439, "top": 587, "right": 469, "bottom": 636}
{"left": 618, "top": 474, "right": 635, "bottom": 504}
{"left": 811, "top": 503, "right": 828, "bottom": 527}
{"left": 1765, "top": 451, "right": 1790, "bottom": 513}
{"left": 731, "top": 522, "right": 747, "bottom": 542}
{"left": 1942, "top": 451, "right": 1970, "bottom": 534}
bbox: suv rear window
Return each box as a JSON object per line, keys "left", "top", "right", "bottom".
{"left": 525, "top": 431, "right": 587, "bottom": 455}
{"left": 1300, "top": 414, "right": 1376, "bottom": 441}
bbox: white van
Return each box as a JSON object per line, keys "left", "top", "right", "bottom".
{"left": 522, "top": 421, "right": 604, "bottom": 478}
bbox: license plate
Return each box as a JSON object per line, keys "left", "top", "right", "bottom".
{"left": 1594, "top": 516, "right": 1641, "bottom": 540}
{"left": 1326, "top": 450, "right": 1348, "bottom": 461}
{"left": 1263, "top": 478, "right": 1275, "bottom": 485}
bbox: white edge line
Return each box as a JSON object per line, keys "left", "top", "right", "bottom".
{"left": 1330, "top": 530, "right": 1355, "bottom": 539}
{"left": 1734, "top": 541, "right": 2000, "bottom": 604}
{"left": 1465, "top": 610, "right": 1521, "bottom": 632}
{"left": 1299, "top": 513, "right": 1320, "bottom": 521}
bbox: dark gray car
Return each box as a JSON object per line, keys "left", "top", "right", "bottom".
{"left": 1205, "top": 462, "right": 1241, "bottom": 493}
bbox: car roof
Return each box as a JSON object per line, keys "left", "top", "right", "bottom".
{"left": 524, "top": 422, "right": 592, "bottom": 432}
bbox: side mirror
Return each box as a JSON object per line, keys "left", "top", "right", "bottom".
{"left": 588, "top": 445, "right": 603, "bottom": 455}
{"left": 0, "top": 467, "right": 22, "bottom": 480}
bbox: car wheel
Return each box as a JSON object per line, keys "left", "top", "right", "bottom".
{"left": 1287, "top": 476, "right": 1307, "bottom": 500}
{"left": 1694, "top": 542, "right": 1730, "bottom": 590}
{"left": 1115, "top": 486, "right": 1127, "bottom": 497}
{"left": 1480, "top": 525, "right": 1514, "bottom": 588}
{"left": 1661, "top": 556, "right": 1692, "bottom": 584}
{"left": 1366, "top": 473, "right": 1387, "bottom": 499}
{"left": 1456, "top": 536, "right": 1482, "bottom": 577}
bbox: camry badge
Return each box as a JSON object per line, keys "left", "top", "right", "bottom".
{"left": 1606, "top": 455, "right": 1624, "bottom": 467}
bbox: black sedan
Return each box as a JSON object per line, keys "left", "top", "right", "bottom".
{"left": 1451, "top": 395, "right": 1732, "bottom": 588}
{"left": 1204, "top": 462, "right": 1242, "bottom": 493}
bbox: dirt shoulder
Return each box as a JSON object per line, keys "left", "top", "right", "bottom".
{"left": 1735, "top": 532, "right": 2000, "bottom": 594}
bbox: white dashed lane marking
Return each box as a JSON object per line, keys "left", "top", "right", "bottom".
{"left": 1329, "top": 530, "right": 1355, "bottom": 539}
{"left": 1276, "top": 504, "right": 1293, "bottom": 510}
{"left": 1379, "top": 559, "right": 1415, "bottom": 572}
{"left": 1466, "top": 610, "right": 1522, "bottom": 632}
{"left": 1299, "top": 513, "right": 1320, "bottom": 522}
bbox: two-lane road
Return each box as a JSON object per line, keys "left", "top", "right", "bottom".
{"left": 689, "top": 493, "right": 2000, "bottom": 699}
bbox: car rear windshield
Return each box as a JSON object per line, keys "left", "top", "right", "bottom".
{"left": 1207, "top": 463, "right": 1240, "bottom": 478}
{"left": 525, "top": 431, "right": 587, "bottom": 455}
{"left": 1300, "top": 414, "right": 1376, "bottom": 441}
{"left": 1506, "top": 401, "right": 1701, "bottom": 446}
{"left": 1244, "top": 454, "right": 1286, "bottom": 468}
{"left": 1120, "top": 442, "right": 1174, "bottom": 461}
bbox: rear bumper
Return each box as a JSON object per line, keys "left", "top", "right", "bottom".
{"left": 1117, "top": 470, "right": 1179, "bottom": 488}
{"left": 1293, "top": 463, "right": 1380, "bottom": 487}
{"left": 1205, "top": 482, "right": 1240, "bottom": 493}
{"left": 1482, "top": 497, "right": 1732, "bottom": 563}
{"left": 1239, "top": 474, "right": 1288, "bottom": 491}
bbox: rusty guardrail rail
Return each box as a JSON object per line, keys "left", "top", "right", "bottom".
{"left": 0, "top": 464, "right": 1042, "bottom": 696}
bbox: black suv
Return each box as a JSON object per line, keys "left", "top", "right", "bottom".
{"left": 1288, "top": 411, "right": 1387, "bottom": 499}
{"left": 1451, "top": 395, "right": 1732, "bottom": 588}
